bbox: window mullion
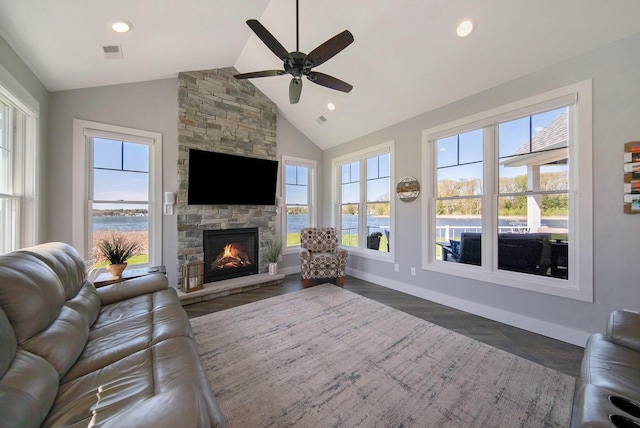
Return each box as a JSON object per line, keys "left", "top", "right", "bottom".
{"left": 483, "top": 125, "right": 497, "bottom": 270}
{"left": 360, "top": 160, "right": 366, "bottom": 248}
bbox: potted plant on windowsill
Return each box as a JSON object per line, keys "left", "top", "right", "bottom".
{"left": 367, "top": 231, "right": 383, "bottom": 250}
{"left": 265, "top": 238, "right": 282, "bottom": 275}
{"left": 97, "top": 232, "right": 142, "bottom": 278}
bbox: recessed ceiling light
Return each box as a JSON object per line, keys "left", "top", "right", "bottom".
{"left": 327, "top": 103, "right": 336, "bottom": 111}
{"left": 111, "top": 20, "right": 132, "bottom": 33}
{"left": 456, "top": 19, "right": 474, "bottom": 37}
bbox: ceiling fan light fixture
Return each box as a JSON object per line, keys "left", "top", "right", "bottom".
{"left": 111, "top": 19, "right": 132, "bottom": 33}
{"left": 456, "top": 19, "right": 474, "bottom": 37}
{"left": 289, "top": 78, "right": 303, "bottom": 104}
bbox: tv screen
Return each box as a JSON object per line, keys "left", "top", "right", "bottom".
{"left": 187, "top": 149, "right": 278, "bottom": 205}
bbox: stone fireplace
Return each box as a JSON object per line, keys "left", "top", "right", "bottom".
{"left": 203, "top": 228, "right": 259, "bottom": 283}
{"left": 176, "top": 67, "right": 278, "bottom": 289}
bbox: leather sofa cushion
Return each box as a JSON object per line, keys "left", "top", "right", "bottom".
{"left": 21, "top": 305, "right": 89, "bottom": 378}
{"left": 0, "top": 306, "right": 16, "bottom": 377}
{"left": 581, "top": 333, "right": 640, "bottom": 401}
{"left": 63, "top": 303, "right": 193, "bottom": 382}
{"left": 0, "top": 251, "right": 101, "bottom": 379}
{"left": 0, "top": 253, "right": 67, "bottom": 343}
{"left": 16, "top": 242, "right": 87, "bottom": 301}
{"left": 91, "top": 384, "right": 213, "bottom": 427}
{"left": 97, "top": 274, "right": 170, "bottom": 307}
{"left": 93, "top": 286, "right": 181, "bottom": 330}
{"left": 574, "top": 384, "right": 639, "bottom": 428}
{"left": 45, "top": 337, "right": 224, "bottom": 428}
{"left": 607, "top": 309, "right": 640, "bottom": 352}
{"left": 0, "top": 350, "right": 59, "bottom": 428}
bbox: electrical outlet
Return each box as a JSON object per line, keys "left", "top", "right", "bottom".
{"left": 411, "top": 267, "right": 416, "bottom": 276}
{"left": 394, "top": 264, "right": 399, "bottom": 272}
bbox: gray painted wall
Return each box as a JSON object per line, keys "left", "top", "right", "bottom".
{"left": 47, "top": 79, "right": 181, "bottom": 284}
{"left": 275, "top": 112, "right": 324, "bottom": 271}
{"left": 323, "top": 33, "right": 640, "bottom": 345}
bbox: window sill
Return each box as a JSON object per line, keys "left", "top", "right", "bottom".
{"left": 347, "top": 247, "right": 393, "bottom": 262}
{"left": 422, "top": 259, "right": 592, "bottom": 302}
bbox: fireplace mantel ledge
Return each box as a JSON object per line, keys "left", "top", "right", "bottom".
{"left": 177, "top": 272, "right": 285, "bottom": 306}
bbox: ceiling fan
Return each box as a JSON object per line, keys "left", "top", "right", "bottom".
{"left": 233, "top": 0, "right": 354, "bottom": 104}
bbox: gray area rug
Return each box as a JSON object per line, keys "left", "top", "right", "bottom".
{"left": 191, "top": 284, "right": 575, "bottom": 427}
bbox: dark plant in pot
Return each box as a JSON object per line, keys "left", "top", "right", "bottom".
{"left": 97, "top": 232, "right": 142, "bottom": 278}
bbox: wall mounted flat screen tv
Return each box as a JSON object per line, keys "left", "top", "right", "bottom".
{"left": 187, "top": 149, "right": 278, "bottom": 205}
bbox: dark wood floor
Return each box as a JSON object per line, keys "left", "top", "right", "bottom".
{"left": 184, "top": 274, "right": 584, "bottom": 378}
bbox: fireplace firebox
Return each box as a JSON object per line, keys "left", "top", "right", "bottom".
{"left": 203, "top": 228, "right": 259, "bottom": 283}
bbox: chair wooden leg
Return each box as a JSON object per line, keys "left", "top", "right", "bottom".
{"left": 303, "top": 278, "right": 310, "bottom": 288}
{"left": 337, "top": 277, "right": 345, "bottom": 288}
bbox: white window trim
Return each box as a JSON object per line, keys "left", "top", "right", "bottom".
{"left": 0, "top": 64, "right": 39, "bottom": 252}
{"left": 332, "top": 141, "right": 395, "bottom": 262}
{"left": 421, "top": 79, "right": 593, "bottom": 302}
{"left": 72, "top": 119, "right": 162, "bottom": 265}
{"left": 281, "top": 155, "right": 317, "bottom": 255}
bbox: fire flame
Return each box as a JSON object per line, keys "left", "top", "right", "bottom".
{"left": 214, "top": 243, "right": 249, "bottom": 269}
{"left": 222, "top": 244, "right": 238, "bottom": 259}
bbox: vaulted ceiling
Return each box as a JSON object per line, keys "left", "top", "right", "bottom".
{"left": 1, "top": 0, "right": 640, "bottom": 149}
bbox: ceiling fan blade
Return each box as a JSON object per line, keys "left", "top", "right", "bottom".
{"left": 304, "top": 30, "right": 354, "bottom": 68}
{"left": 246, "top": 19, "right": 291, "bottom": 61}
{"left": 289, "top": 78, "right": 302, "bottom": 104}
{"left": 307, "top": 72, "right": 353, "bottom": 93}
{"left": 234, "top": 70, "right": 284, "bottom": 79}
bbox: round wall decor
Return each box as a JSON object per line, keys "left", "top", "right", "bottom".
{"left": 396, "top": 176, "right": 420, "bottom": 202}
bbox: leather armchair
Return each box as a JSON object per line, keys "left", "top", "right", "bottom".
{"left": 300, "top": 227, "right": 348, "bottom": 288}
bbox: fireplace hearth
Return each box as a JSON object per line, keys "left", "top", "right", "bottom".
{"left": 203, "top": 228, "right": 259, "bottom": 283}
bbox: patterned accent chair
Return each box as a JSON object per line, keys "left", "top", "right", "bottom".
{"left": 300, "top": 227, "right": 348, "bottom": 288}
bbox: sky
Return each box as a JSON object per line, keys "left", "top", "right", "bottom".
{"left": 92, "top": 138, "right": 149, "bottom": 210}
{"left": 436, "top": 107, "right": 568, "bottom": 185}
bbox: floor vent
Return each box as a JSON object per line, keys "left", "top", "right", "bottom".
{"left": 102, "top": 45, "right": 123, "bottom": 59}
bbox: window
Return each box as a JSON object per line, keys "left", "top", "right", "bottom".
{"left": 0, "top": 71, "right": 38, "bottom": 255}
{"left": 423, "top": 80, "right": 593, "bottom": 302}
{"left": 282, "top": 156, "right": 316, "bottom": 251}
{"left": 90, "top": 137, "right": 150, "bottom": 268}
{"left": 72, "top": 120, "right": 162, "bottom": 268}
{"left": 334, "top": 143, "right": 393, "bottom": 257}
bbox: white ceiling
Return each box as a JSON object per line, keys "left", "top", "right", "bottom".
{"left": 1, "top": 1, "right": 640, "bottom": 150}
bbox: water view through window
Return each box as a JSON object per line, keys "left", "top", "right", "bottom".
{"left": 91, "top": 137, "right": 149, "bottom": 267}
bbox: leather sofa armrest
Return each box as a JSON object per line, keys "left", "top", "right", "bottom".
{"left": 606, "top": 309, "right": 640, "bottom": 352}
{"left": 97, "top": 274, "right": 169, "bottom": 306}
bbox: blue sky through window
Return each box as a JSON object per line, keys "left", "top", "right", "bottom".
{"left": 437, "top": 107, "right": 567, "bottom": 182}
{"left": 93, "top": 138, "right": 149, "bottom": 206}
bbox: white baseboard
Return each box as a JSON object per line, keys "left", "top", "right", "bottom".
{"left": 346, "top": 267, "right": 590, "bottom": 347}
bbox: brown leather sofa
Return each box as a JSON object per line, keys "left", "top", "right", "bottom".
{"left": 0, "top": 242, "right": 225, "bottom": 427}
{"left": 571, "top": 309, "right": 640, "bottom": 427}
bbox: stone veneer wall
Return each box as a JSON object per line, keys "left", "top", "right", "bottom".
{"left": 177, "top": 67, "right": 278, "bottom": 279}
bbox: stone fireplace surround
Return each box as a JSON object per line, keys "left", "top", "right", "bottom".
{"left": 176, "top": 67, "right": 280, "bottom": 292}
